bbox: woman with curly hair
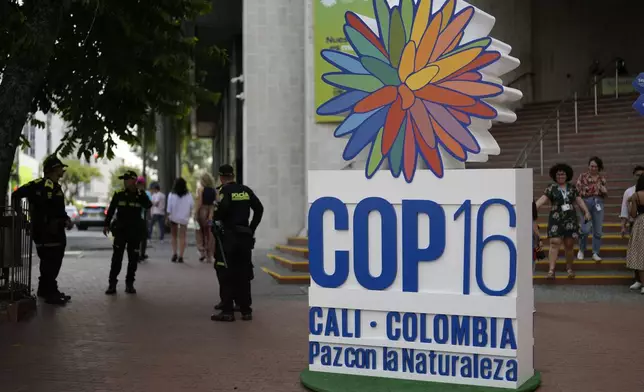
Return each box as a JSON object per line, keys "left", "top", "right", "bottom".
{"left": 535, "top": 163, "right": 592, "bottom": 279}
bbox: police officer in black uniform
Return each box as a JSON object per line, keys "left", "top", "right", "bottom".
{"left": 211, "top": 164, "right": 264, "bottom": 322}
{"left": 11, "top": 155, "right": 74, "bottom": 305}
{"left": 103, "top": 170, "right": 152, "bottom": 295}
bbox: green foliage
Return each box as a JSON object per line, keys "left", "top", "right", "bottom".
{"left": 110, "top": 165, "right": 139, "bottom": 193}
{"left": 181, "top": 164, "right": 197, "bottom": 195}
{"left": 1, "top": 0, "right": 226, "bottom": 162}
{"left": 57, "top": 160, "right": 102, "bottom": 204}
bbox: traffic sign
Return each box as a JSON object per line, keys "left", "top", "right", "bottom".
{"left": 633, "top": 73, "right": 644, "bottom": 95}
{"left": 633, "top": 94, "right": 644, "bottom": 116}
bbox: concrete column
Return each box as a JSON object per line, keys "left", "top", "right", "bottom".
{"left": 155, "top": 114, "right": 178, "bottom": 195}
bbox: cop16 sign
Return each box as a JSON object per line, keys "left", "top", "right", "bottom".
{"left": 306, "top": 169, "right": 535, "bottom": 390}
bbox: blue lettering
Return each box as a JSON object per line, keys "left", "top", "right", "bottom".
{"left": 475, "top": 199, "right": 517, "bottom": 296}
{"left": 433, "top": 315, "right": 449, "bottom": 344}
{"left": 384, "top": 347, "right": 398, "bottom": 371}
{"left": 402, "top": 349, "right": 415, "bottom": 373}
{"left": 402, "top": 313, "right": 418, "bottom": 341}
{"left": 309, "top": 197, "right": 517, "bottom": 296}
{"left": 324, "top": 309, "right": 340, "bottom": 336}
{"left": 480, "top": 358, "right": 492, "bottom": 379}
{"left": 309, "top": 342, "right": 320, "bottom": 364}
{"left": 473, "top": 317, "right": 488, "bottom": 347}
{"left": 505, "top": 359, "right": 518, "bottom": 382}
{"left": 341, "top": 309, "right": 352, "bottom": 338}
{"left": 451, "top": 315, "right": 470, "bottom": 346}
{"left": 493, "top": 359, "right": 504, "bottom": 380}
{"left": 353, "top": 198, "right": 397, "bottom": 290}
{"left": 460, "top": 356, "right": 473, "bottom": 378}
{"left": 345, "top": 347, "right": 356, "bottom": 367}
{"left": 333, "top": 347, "right": 342, "bottom": 367}
{"left": 490, "top": 317, "right": 497, "bottom": 348}
{"left": 309, "top": 307, "right": 323, "bottom": 335}
{"left": 500, "top": 318, "right": 517, "bottom": 350}
{"left": 420, "top": 314, "right": 432, "bottom": 343}
{"left": 308, "top": 197, "right": 349, "bottom": 288}
{"left": 402, "top": 200, "right": 446, "bottom": 292}
{"left": 386, "top": 312, "right": 401, "bottom": 341}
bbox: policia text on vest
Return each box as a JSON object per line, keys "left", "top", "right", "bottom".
{"left": 211, "top": 179, "right": 264, "bottom": 322}
{"left": 104, "top": 172, "right": 152, "bottom": 295}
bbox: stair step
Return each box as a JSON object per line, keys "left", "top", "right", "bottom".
{"left": 275, "top": 244, "right": 309, "bottom": 258}
{"left": 534, "top": 259, "right": 627, "bottom": 271}
{"left": 261, "top": 266, "right": 310, "bottom": 285}
{"left": 267, "top": 251, "right": 309, "bottom": 272}
{"left": 533, "top": 270, "right": 634, "bottom": 285}
{"left": 287, "top": 236, "right": 308, "bottom": 246}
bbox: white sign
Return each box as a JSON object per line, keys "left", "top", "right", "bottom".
{"left": 307, "top": 169, "right": 534, "bottom": 389}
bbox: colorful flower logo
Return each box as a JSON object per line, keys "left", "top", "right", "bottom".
{"left": 316, "top": 0, "right": 505, "bottom": 182}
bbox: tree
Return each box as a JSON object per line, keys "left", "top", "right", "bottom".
{"left": 110, "top": 165, "right": 140, "bottom": 194}
{"left": 0, "top": 0, "right": 226, "bottom": 199}
{"left": 58, "top": 160, "right": 102, "bottom": 204}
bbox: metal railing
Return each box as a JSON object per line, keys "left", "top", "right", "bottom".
{"left": 512, "top": 59, "right": 622, "bottom": 173}
{"left": 0, "top": 201, "right": 34, "bottom": 304}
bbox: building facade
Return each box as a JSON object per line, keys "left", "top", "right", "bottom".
{"left": 194, "top": 0, "right": 642, "bottom": 249}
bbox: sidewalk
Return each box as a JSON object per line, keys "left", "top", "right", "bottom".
{"left": 0, "top": 242, "right": 643, "bottom": 391}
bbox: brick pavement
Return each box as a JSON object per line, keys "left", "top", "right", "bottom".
{"left": 0, "top": 243, "right": 643, "bottom": 391}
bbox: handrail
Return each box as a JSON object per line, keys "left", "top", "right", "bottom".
{"left": 512, "top": 59, "right": 619, "bottom": 169}
{"left": 507, "top": 72, "right": 535, "bottom": 88}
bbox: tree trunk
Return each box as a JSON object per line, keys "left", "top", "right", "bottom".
{"left": 0, "top": 1, "right": 67, "bottom": 202}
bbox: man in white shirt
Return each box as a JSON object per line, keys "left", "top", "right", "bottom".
{"left": 620, "top": 165, "right": 644, "bottom": 290}
{"left": 148, "top": 182, "right": 167, "bottom": 241}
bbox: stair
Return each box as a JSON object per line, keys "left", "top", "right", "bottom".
{"left": 262, "top": 94, "right": 644, "bottom": 286}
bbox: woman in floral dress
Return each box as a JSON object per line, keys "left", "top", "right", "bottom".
{"left": 536, "top": 163, "right": 592, "bottom": 279}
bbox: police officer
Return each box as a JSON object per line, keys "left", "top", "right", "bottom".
{"left": 11, "top": 155, "right": 74, "bottom": 305}
{"left": 103, "top": 170, "right": 152, "bottom": 295}
{"left": 211, "top": 164, "right": 264, "bottom": 322}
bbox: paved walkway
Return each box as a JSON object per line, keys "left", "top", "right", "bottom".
{"left": 1, "top": 242, "right": 643, "bottom": 391}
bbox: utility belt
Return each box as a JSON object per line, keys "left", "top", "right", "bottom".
{"left": 214, "top": 224, "right": 255, "bottom": 249}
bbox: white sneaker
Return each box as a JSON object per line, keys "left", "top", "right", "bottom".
{"left": 641, "top": 287, "right": 644, "bottom": 295}
{"left": 592, "top": 253, "right": 602, "bottom": 262}
{"left": 629, "top": 282, "right": 642, "bottom": 290}
{"left": 577, "top": 251, "right": 584, "bottom": 260}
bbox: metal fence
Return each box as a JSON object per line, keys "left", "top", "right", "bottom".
{"left": 0, "top": 201, "right": 33, "bottom": 303}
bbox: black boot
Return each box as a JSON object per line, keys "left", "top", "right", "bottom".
{"left": 241, "top": 313, "right": 253, "bottom": 321}
{"left": 125, "top": 284, "right": 137, "bottom": 294}
{"left": 211, "top": 312, "right": 235, "bottom": 322}
{"left": 105, "top": 284, "right": 117, "bottom": 295}
{"left": 44, "top": 294, "right": 67, "bottom": 305}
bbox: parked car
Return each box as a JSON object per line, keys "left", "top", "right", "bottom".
{"left": 77, "top": 204, "right": 108, "bottom": 230}
{"left": 65, "top": 205, "right": 80, "bottom": 230}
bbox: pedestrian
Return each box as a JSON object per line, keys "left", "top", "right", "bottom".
{"left": 136, "top": 176, "right": 152, "bottom": 262}
{"left": 148, "top": 182, "right": 166, "bottom": 241}
{"left": 211, "top": 164, "right": 264, "bottom": 322}
{"left": 195, "top": 172, "right": 216, "bottom": 263}
{"left": 622, "top": 165, "right": 644, "bottom": 290}
{"left": 535, "top": 163, "right": 592, "bottom": 279}
{"left": 11, "top": 155, "right": 74, "bottom": 305}
{"left": 626, "top": 175, "right": 644, "bottom": 294}
{"left": 166, "top": 177, "right": 193, "bottom": 263}
{"left": 103, "top": 170, "right": 152, "bottom": 295}
{"left": 575, "top": 157, "right": 607, "bottom": 261}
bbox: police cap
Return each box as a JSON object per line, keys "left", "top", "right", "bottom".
{"left": 43, "top": 155, "right": 68, "bottom": 172}
{"left": 218, "top": 164, "right": 234, "bottom": 176}
{"left": 118, "top": 170, "right": 138, "bottom": 180}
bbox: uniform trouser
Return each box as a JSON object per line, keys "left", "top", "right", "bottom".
{"left": 109, "top": 230, "right": 141, "bottom": 285}
{"left": 36, "top": 243, "right": 66, "bottom": 295}
{"left": 215, "top": 234, "right": 253, "bottom": 314}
